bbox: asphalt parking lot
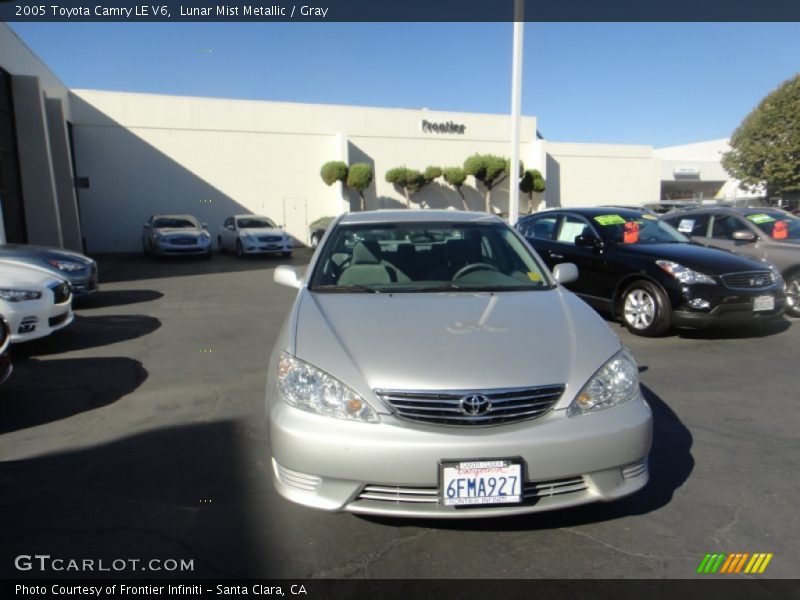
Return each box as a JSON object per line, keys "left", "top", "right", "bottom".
{"left": 1, "top": 250, "right": 798, "bottom": 579}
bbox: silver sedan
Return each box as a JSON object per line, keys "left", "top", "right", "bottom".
{"left": 142, "top": 214, "right": 212, "bottom": 258}
{"left": 267, "top": 210, "right": 652, "bottom": 518}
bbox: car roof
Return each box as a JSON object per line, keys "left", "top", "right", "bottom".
{"left": 153, "top": 214, "right": 198, "bottom": 220}
{"left": 662, "top": 206, "right": 786, "bottom": 217}
{"left": 523, "top": 206, "right": 651, "bottom": 219}
{"left": 234, "top": 214, "right": 273, "bottom": 219}
{"left": 337, "top": 210, "right": 503, "bottom": 225}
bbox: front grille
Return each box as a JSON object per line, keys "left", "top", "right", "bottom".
{"left": 720, "top": 270, "right": 776, "bottom": 290}
{"left": 375, "top": 385, "right": 564, "bottom": 426}
{"left": 49, "top": 312, "right": 69, "bottom": 328}
{"left": 259, "top": 235, "right": 282, "bottom": 243}
{"left": 356, "top": 476, "right": 587, "bottom": 505}
{"left": 170, "top": 236, "right": 197, "bottom": 245}
{"left": 50, "top": 282, "right": 71, "bottom": 304}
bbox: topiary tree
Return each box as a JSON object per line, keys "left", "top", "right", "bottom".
{"left": 320, "top": 161, "right": 348, "bottom": 186}
{"left": 347, "top": 163, "right": 374, "bottom": 211}
{"left": 722, "top": 74, "right": 800, "bottom": 199}
{"left": 463, "top": 154, "right": 523, "bottom": 213}
{"left": 386, "top": 167, "right": 425, "bottom": 208}
{"left": 443, "top": 167, "right": 469, "bottom": 210}
{"left": 519, "top": 169, "right": 546, "bottom": 213}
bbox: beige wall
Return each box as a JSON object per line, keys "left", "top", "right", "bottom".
{"left": 543, "top": 142, "right": 659, "bottom": 207}
{"left": 70, "top": 89, "right": 542, "bottom": 251}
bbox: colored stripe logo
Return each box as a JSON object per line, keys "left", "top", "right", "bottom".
{"left": 697, "top": 553, "right": 773, "bottom": 574}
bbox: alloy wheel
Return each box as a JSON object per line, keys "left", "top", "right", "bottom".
{"left": 624, "top": 289, "right": 656, "bottom": 330}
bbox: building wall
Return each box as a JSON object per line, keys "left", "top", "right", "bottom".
{"left": 70, "top": 89, "right": 542, "bottom": 251}
{"left": 543, "top": 142, "right": 659, "bottom": 207}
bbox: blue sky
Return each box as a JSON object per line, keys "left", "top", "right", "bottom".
{"left": 9, "top": 22, "right": 800, "bottom": 147}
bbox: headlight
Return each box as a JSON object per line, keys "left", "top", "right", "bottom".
{"left": 200, "top": 231, "right": 210, "bottom": 240}
{"left": 656, "top": 260, "right": 716, "bottom": 285}
{"left": 0, "top": 289, "right": 43, "bottom": 302}
{"left": 277, "top": 352, "right": 379, "bottom": 422}
{"left": 568, "top": 349, "right": 640, "bottom": 416}
{"left": 762, "top": 260, "right": 783, "bottom": 284}
{"left": 47, "top": 259, "right": 85, "bottom": 272}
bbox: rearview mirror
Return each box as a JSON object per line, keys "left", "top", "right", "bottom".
{"left": 732, "top": 230, "right": 755, "bottom": 241}
{"left": 274, "top": 265, "right": 302, "bottom": 289}
{"left": 553, "top": 263, "right": 579, "bottom": 284}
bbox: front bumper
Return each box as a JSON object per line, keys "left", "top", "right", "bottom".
{"left": 7, "top": 300, "right": 74, "bottom": 343}
{"left": 671, "top": 284, "right": 786, "bottom": 328}
{"left": 269, "top": 394, "right": 652, "bottom": 518}
{"left": 241, "top": 240, "right": 292, "bottom": 254}
{"left": 66, "top": 267, "right": 99, "bottom": 296}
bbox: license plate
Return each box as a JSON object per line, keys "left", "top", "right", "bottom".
{"left": 266, "top": 244, "right": 279, "bottom": 249}
{"left": 753, "top": 295, "right": 774, "bottom": 312}
{"left": 440, "top": 459, "right": 523, "bottom": 506}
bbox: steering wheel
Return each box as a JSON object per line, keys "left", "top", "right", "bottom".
{"left": 452, "top": 262, "right": 500, "bottom": 280}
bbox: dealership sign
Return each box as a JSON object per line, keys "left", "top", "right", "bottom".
{"left": 421, "top": 119, "right": 466, "bottom": 134}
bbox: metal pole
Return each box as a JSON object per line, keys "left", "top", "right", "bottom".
{"left": 508, "top": 1, "right": 524, "bottom": 225}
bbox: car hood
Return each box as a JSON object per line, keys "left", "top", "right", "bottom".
{"left": 0, "top": 244, "right": 93, "bottom": 264}
{"left": 618, "top": 242, "right": 767, "bottom": 275}
{"left": 292, "top": 288, "right": 621, "bottom": 411}
{"left": 154, "top": 228, "right": 202, "bottom": 236}
{"left": 0, "top": 260, "right": 63, "bottom": 288}
{"left": 240, "top": 227, "right": 284, "bottom": 236}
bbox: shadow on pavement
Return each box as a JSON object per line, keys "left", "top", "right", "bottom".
{"left": 96, "top": 249, "right": 314, "bottom": 284}
{"left": 0, "top": 421, "right": 263, "bottom": 578}
{"left": 358, "top": 384, "right": 693, "bottom": 532}
{"left": 0, "top": 357, "right": 146, "bottom": 434}
{"left": 676, "top": 317, "right": 791, "bottom": 340}
{"left": 13, "top": 315, "right": 160, "bottom": 358}
{"left": 75, "top": 289, "right": 164, "bottom": 310}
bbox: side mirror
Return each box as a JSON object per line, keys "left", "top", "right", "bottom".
{"left": 201, "top": 223, "right": 208, "bottom": 229}
{"left": 553, "top": 263, "right": 578, "bottom": 284}
{"left": 143, "top": 224, "right": 150, "bottom": 229}
{"left": 732, "top": 230, "right": 755, "bottom": 242}
{"left": 575, "top": 234, "right": 602, "bottom": 248}
{"left": 274, "top": 265, "right": 302, "bottom": 289}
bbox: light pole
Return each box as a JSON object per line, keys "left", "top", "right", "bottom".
{"left": 508, "top": 0, "right": 524, "bottom": 225}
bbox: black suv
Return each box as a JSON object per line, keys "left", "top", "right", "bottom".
{"left": 517, "top": 207, "right": 786, "bottom": 336}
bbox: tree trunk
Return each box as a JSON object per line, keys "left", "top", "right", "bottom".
{"left": 359, "top": 192, "right": 366, "bottom": 211}
{"left": 456, "top": 187, "right": 468, "bottom": 210}
{"left": 485, "top": 187, "right": 492, "bottom": 213}
{"left": 403, "top": 188, "right": 411, "bottom": 209}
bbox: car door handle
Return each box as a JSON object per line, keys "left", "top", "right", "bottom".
{"left": 549, "top": 252, "right": 564, "bottom": 259}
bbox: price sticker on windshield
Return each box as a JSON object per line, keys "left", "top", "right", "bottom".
{"left": 594, "top": 215, "right": 627, "bottom": 226}
{"left": 747, "top": 214, "right": 776, "bottom": 224}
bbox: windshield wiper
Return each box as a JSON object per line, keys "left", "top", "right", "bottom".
{"left": 310, "top": 285, "right": 383, "bottom": 293}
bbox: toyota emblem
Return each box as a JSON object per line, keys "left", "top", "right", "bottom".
{"left": 459, "top": 394, "right": 492, "bottom": 416}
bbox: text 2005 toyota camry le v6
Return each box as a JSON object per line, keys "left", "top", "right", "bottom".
{"left": 267, "top": 210, "right": 652, "bottom": 518}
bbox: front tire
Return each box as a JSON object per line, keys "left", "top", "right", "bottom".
{"left": 217, "top": 236, "right": 225, "bottom": 253}
{"left": 236, "top": 239, "right": 244, "bottom": 257}
{"left": 620, "top": 280, "right": 671, "bottom": 337}
{"left": 785, "top": 271, "right": 800, "bottom": 318}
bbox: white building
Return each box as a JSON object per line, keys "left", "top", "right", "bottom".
{"left": 0, "top": 23, "right": 752, "bottom": 252}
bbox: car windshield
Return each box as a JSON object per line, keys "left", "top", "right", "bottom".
{"left": 591, "top": 213, "right": 688, "bottom": 244}
{"left": 153, "top": 217, "right": 197, "bottom": 229}
{"left": 745, "top": 211, "right": 800, "bottom": 240}
{"left": 238, "top": 217, "right": 276, "bottom": 229}
{"left": 309, "top": 222, "right": 552, "bottom": 292}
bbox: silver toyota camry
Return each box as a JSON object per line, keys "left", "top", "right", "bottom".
{"left": 268, "top": 210, "right": 652, "bottom": 518}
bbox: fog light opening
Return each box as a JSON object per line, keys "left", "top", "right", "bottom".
{"left": 689, "top": 298, "right": 711, "bottom": 310}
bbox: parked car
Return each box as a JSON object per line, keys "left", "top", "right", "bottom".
{"left": 0, "top": 260, "right": 74, "bottom": 343}
{"left": 643, "top": 201, "right": 703, "bottom": 215}
{"left": 661, "top": 207, "right": 800, "bottom": 317}
{"left": 0, "top": 244, "right": 97, "bottom": 297}
{"left": 0, "top": 315, "right": 11, "bottom": 384}
{"left": 517, "top": 207, "right": 786, "bottom": 336}
{"left": 601, "top": 205, "right": 659, "bottom": 217}
{"left": 217, "top": 215, "right": 292, "bottom": 257}
{"left": 309, "top": 216, "right": 335, "bottom": 249}
{"left": 267, "top": 210, "right": 652, "bottom": 518}
{"left": 142, "top": 214, "right": 212, "bottom": 258}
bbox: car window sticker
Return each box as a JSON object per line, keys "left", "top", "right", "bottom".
{"left": 623, "top": 221, "right": 640, "bottom": 244}
{"left": 642, "top": 214, "right": 658, "bottom": 220}
{"left": 527, "top": 271, "right": 542, "bottom": 282}
{"left": 594, "top": 215, "right": 627, "bottom": 226}
{"left": 747, "top": 214, "right": 776, "bottom": 224}
{"left": 677, "top": 219, "right": 695, "bottom": 233}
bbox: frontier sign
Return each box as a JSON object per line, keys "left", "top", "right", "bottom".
{"left": 421, "top": 119, "right": 466, "bottom": 134}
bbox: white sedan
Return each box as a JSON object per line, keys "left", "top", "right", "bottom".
{"left": 0, "top": 260, "right": 74, "bottom": 343}
{"left": 218, "top": 215, "right": 292, "bottom": 257}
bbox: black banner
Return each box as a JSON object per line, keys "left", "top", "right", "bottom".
{"left": 4, "top": 580, "right": 800, "bottom": 599}
{"left": 3, "top": 0, "right": 800, "bottom": 22}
